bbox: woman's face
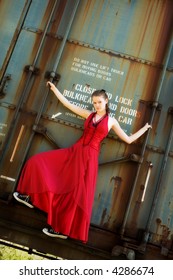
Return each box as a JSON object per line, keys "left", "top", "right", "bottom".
{"left": 92, "top": 95, "right": 108, "bottom": 113}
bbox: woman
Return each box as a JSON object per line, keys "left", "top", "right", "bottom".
{"left": 13, "top": 81, "right": 151, "bottom": 242}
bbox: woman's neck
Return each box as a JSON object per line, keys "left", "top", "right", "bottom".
{"left": 95, "top": 111, "right": 106, "bottom": 116}
{"left": 94, "top": 111, "right": 106, "bottom": 122}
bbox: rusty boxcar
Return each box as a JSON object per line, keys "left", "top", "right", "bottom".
{"left": 0, "top": 0, "right": 173, "bottom": 260}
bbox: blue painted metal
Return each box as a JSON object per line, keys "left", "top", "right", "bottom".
{"left": 0, "top": 0, "right": 30, "bottom": 73}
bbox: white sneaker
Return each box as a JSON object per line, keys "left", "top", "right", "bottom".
{"left": 13, "top": 192, "right": 34, "bottom": 208}
{"left": 42, "top": 228, "right": 68, "bottom": 239}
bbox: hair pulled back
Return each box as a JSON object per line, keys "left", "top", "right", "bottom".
{"left": 91, "top": 89, "right": 110, "bottom": 114}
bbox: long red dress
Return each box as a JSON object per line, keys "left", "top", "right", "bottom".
{"left": 17, "top": 112, "right": 108, "bottom": 242}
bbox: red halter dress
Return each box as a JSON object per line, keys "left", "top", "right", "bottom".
{"left": 17, "top": 112, "right": 109, "bottom": 242}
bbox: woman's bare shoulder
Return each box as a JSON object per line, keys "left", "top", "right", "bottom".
{"left": 108, "top": 115, "right": 119, "bottom": 126}
{"left": 107, "top": 115, "right": 120, "bottom": 131}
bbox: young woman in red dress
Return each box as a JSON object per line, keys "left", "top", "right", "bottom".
{"left": 13, "top": 81, "right": 151, "bottom": 243}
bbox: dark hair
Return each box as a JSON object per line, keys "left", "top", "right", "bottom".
{"left": 91, "top": 89, "right": 110, "bottom": 114}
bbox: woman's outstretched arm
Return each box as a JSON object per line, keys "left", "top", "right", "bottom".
{"left": 47, "top": 81, "right": 91, "bottom": 119}
{"left": 110, "top": 117, "right": 151, "bottom": 144}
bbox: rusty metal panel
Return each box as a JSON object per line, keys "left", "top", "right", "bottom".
{"left": 0, "top": 0, "right": 67, "bottom": 195}
{"left": 0, "top": 0, "right": 173, "bottom": 259}
{"left": 45, "top": 44, "right": 157, "bottom": 132}
{"left": 70, "top": 0, "right": 173, "bottom": 63}
{"left": 0, "top": 0, "right": 29, "bottom": 75}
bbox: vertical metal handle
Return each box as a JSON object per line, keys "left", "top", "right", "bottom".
{"left": 10, "top": 125, "right": 25, "bottom": 162}
{"left": 141, "top": 162, "right": 153, "bottom": 202}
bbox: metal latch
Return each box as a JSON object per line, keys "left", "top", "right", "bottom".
{"left": 0, "top": 74, "right": 11, "bottom": 98}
